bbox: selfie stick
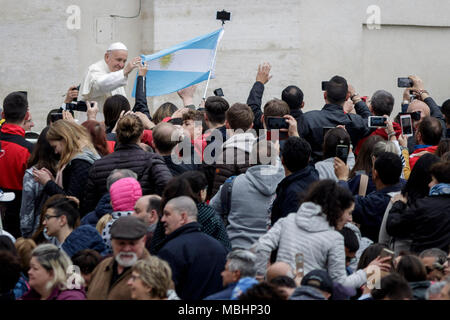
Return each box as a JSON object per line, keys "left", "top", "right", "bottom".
{"left": 202, "top": 28, "right": 224, "bottom": 101}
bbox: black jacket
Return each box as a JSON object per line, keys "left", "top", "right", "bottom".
{"left": 246, "top": 81, "right": 305, "bottom": 135}
{"left": 83, "top": 144, "right": 172, "bottom": 214}
{"left": 339, "top": 181, "right": 404, "bottom": 243}
{"left": 302, "top": 103, "right": 371, "bottom": 162}
{"left": 386, "top": 195, "right": 450, "bottom": 253}
{"left": 271, "top": 165, "right": 319, "bottom": 225}
{"left": 157, "top": 222, "right": 228, "bottom": 300}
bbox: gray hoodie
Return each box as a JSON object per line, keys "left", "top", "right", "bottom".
{"left": 210, "top": 159, "right": 285, "bottom": 249}
{"left": 251, "top": 202, "right": 367, "bottom": 288}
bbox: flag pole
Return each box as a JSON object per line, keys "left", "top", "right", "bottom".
{"left": 202, "top": 28, "right": 224, "bottom": 101}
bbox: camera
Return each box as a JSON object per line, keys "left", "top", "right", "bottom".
{"left": 397, "top": 77, "right": 413, "bottom": 88}
{"left": 64, "top": 100, "right": 93, "bottom": 112}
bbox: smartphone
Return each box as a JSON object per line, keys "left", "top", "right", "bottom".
{"left": 50, "top": 113, "right": 63, "bottom": 122}
{"left": 400, "top": 114, "right": 413, "bottom": 138}
{"left": 267, "top": 117, "right": 289, "bottom": 130}
{"left": 397, "top": 77, "right": 413, "bottom": 88}
{"left": 321, "top": 81, "right": 329, "bottom": 91}
{"left": 379, "top": 248, "right": 395, "bottom": 260}
{"left": 336, "top": 144, "right": 349, "bottom": 163}
{"left": 368, "top": 116, "right": 387, "bottom": 128}
{"left": 295, "top": 253, "right": 304, "bottom": 278}
{"left": 214, "top": 88, "right": 224, "bottom": 97}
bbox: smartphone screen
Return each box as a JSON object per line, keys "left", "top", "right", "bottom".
{"left": 397, "top": 77, "right": 413, "bottom": 88}
{"left": 336, "top": 145, "right": 349, "bottom": 163}
{"left": 321, "top": 81, "right": 329, "bottom": 91}
{"left": 400, "top": 115, "right": 413, "bottom": 136}
{"left": 368, "top": 116, "right": 387, "bottom": 128}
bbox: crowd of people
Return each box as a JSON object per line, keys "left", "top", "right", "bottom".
{"left": 0, "top": 43, "right": 449, "bottom": 301}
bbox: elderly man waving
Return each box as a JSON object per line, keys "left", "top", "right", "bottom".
{"left": 79, "top": 42, "right": 141, "bottom": 111}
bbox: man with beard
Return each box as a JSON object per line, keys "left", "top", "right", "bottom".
{"left": 87, "top": 216, "right": 150, "bottom": 300}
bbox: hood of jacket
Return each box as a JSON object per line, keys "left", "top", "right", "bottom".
{"left": 72, "top": 147, "right": 101, "bottom": 165}
{"left": 222, "top": 132, "right": 256, "bottom": 153}
{"left": 289, "top": 285, "right": 326, "bottom": 300}
{"left": 61, "top": 224, "right": 108, "bottom": 257}
{"left": 295, "top": 202, "right": 334, "bottom": 233}
{"left": 245, "top": 160, "right": 285, "bottom": 196}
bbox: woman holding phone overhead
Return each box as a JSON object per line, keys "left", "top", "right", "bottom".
{"left": 251, "top": 180, "right": 392, "bottom": 289}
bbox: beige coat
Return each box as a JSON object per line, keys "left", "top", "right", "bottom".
{"left": 87, "top": 249, "right": 151, "bottom": 300}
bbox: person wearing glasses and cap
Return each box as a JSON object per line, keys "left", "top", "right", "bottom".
{"left": 78, "top": 42, "right": 142, "bottom": 111}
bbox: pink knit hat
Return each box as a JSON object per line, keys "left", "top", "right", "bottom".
{"left": 109, "top": 177, "right": 142, "bottom": 211}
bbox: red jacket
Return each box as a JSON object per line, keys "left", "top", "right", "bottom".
{"left": 0, "top": 124, "right": 34, "bottom": 191}
{"left": 355, "top": 122, "right": 402, "bottom": 155}
{"left": 409, "top": 145, "right": 438, "bottom": 169}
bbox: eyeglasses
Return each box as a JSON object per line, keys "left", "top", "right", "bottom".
{"left": 44, "top": 214, "right": 61, "bottom": 221}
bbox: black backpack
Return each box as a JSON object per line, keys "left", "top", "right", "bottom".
{"left": 220, "top": 175, "right": 236, "bottom": 226}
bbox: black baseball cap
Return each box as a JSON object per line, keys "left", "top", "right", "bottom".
{"left": 301, "top": 269, "right": 334, "bottom": 294}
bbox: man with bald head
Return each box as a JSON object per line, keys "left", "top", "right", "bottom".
{"left": 157, "top": 196, "right": 228, "bottom": 300}
{"left": 152, "top": 122, "right": 198, "bottom": 175}
{"left": 266, "top": 262, "right": 294, "bottom": 283}
{"left": 79, "top": 42, "right": 142, "bottom": 110}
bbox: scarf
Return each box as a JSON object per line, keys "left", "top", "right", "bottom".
{"left": 429, "top": 183, "right": 450, "bottom": 196}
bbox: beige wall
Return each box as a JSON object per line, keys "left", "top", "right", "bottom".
{"left": 1, "top": 0, "right": 449, "bottom": 131}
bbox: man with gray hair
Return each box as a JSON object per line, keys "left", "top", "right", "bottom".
{"left": 81, "top": 169, "right": 138, "bottom": 226}
{"left": 79, "top": 42, "right": 142, "bottom": 111}
{"left": 354, "top": 89, "right": 400, "bottom": 154}
{"left": 419, "top": 248, "right": 448, "bottom": 281}
{"left": 158, "top": 196, "right": 228, "bottom": 300}
{"left": 205, "top": 250, "right": 256, "bottom": 300}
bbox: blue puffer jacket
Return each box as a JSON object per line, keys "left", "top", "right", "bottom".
{"left": 61, "top": 225, "right": 109, "bottom": 258}
{"left": 80, "top": 193, "right": 112, "bottom": 226}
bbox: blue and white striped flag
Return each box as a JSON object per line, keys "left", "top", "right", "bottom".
{"left": 132, "top": 28, "right": 224, "bottom": 97}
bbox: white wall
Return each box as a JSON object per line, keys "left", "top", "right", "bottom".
{"left": 1, "top": 0, "right": 449, "bottom": 131}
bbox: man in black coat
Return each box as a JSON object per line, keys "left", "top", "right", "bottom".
{"left": 157, "top": 196, "right": 228, "bottom": 300}
{"left": 271, "top": 137, "right": 319, "bottom": 226}
{"left": 302, "top": 75, "right": 371, "bottom": 162}
{"left": 246, "top": 62, "right": 306, "bottom": 136}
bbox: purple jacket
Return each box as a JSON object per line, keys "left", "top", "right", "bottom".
{"left": 21, "top": 287, "right": 86, "bottom": 300}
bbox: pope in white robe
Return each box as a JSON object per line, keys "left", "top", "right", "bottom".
{"left": 78, "top": 42, "right": 141, "bottom": 111}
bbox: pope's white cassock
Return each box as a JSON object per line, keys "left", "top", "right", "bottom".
{"left": 78, "top": 43, "right": 129, "bottom": 112}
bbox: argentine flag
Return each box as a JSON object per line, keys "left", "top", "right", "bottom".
{"left": 132, "top": 28, "right": 224, "bottom": 97}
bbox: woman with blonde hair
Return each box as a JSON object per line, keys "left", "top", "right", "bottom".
{"left": 127, "top": 256, "right": 174, "bottom": 300}
{"left": 21, "top": 244, "right": 86, "bottom": 300}
{"left": 33, "top": 120, "right": 100, "bottom": 213}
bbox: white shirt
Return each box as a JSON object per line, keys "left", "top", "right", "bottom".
{"left": 79, "top": 59, "right": 128, "bottom": 111}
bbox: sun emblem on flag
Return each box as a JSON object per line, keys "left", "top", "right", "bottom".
{"left": 159, "top": 54, "right": 173, "bottom": 69}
